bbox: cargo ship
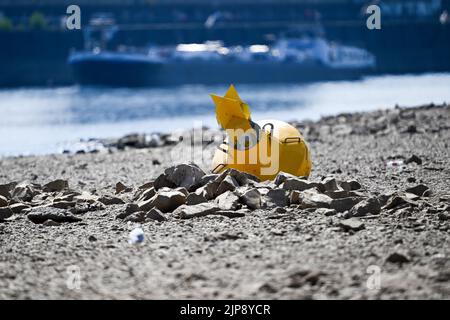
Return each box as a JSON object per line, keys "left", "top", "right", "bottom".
{"left": 68, "top": 24, "right": 376, "bottom": 87}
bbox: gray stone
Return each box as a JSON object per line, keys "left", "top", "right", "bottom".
{"left": 191, "top": 174, "right": 218, "bottom": 190}
{"left": 0, "top": 207, "right": 13, "bottom": 220}
{"left": 51, "top": 201, "right": 76, "bottom": 209}
{"left": 216, "top": 175, "right": 239, "bottom": 196}
{"left": 274, "top": 171, "right": 298, "bottom": 186}
{"left": 0, "top": 195, "right": 8, "bottom": 207}
{"left": 321, "top": 177, "right": 339, "bottom": 192}
{"left": 215, "top": 191, "right": 240, "bottom": 210}
{"left": 138, "top": 181, "right": 154, "bottom": 190}
{"left": 240, "top": 188, "right": 261, "bottom": 210}
{"left": 137, "top": 187, "right": 156, "bottom": 202}
{"left": 339, "top": 180, "right": 362, "bottom": 191}
{"left": 173, "top": 203, "right": 221, "bottom": 219}
{"left": 347, "top": 180, "right": 362, "bottom": 190}
{"left": 27, "top": 207, "right": 82, "bottom": 224}
{"left": 316, "top": 208, "right": 337, "bottom": 216}
{"left": 175, "top": 187, "right": 189, "bottom": 196}
{"left": 0, "top": 182, "right": 17, "bottom": 199}
{"left": 137, "top": 198, "right": 154, "bottom": 212}
{"left": 264, "top": 189, "right": 288, "bottom": 208}
{"left": 350, "top": 197, "right": 381, "bottom": 217}
{"left": 282, "top": 177, "right": 318, "bottom": 192}
{"left": 12, "top": 182, "right": 41, "bottom": 202}
{"left": 405, "top": 184, "right": 430, "bottom": 197}
{"left": 339, "top": 218, "right": 365, "bottom": 232}
{"left": 200, "top": 181, "right": 219, "bottom": 200}
{"left": 151, "top": 190, "right": 186, "bottom": 213}
{"left": 115, "top": 181, "right": 131, "bottom": 194}
{"left": 325, "top": 190, "right": 351, "bottom": 199}
{"left": 98, "top": 194, "right": 125, "bottom": 205}
{"left": 164, "top": 163, "right": 206, "bottom": 190}
{"left": 146, "top": 208, "right": 167, "bottom": 222}
{"left": 213, "top": 210, "right": 246, "bottom": 218}
{"left": 126, "top": 203, "right": 140, "bottom": 214}
{"left": 383, "top": 193, "right": 417, "bottom": 210}
{"left": 153, "top": 173, "right": 176, "bottom": 190}
{"left": 299, "top": 189, "right": 333, "bottom": 209}
{"left": 74, "top": 192, "right": 98, "bottom": 204}
{"left": 124, "top": 211, "right": 146, "bottom": 222}
{"left": 43, "top": 179, "right": 69, "bottom": 192}
{"left": 116, "top": 203, "right": 140, "bottom": 219}
{"left": 220, "top": 168, "right": 260, "bottom": 186}
{"left": 186, "top": 192, "right": 207, "bottom": 205}
{"left": 330, "top": 197, "right": 363, "bottom": 213}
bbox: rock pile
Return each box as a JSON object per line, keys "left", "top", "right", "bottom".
{"left": 1, "top": 163, "right": 446, "bottom": 232}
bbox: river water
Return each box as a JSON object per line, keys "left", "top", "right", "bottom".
{"left": 1, "top": 73, "right": 449, "bottom": 157}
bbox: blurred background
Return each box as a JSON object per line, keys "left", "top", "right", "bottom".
{"left": 0, "top": 0, "right": 450, "bottom": 156}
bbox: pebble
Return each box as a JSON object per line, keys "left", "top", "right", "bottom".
{"left": 386, "top": 251, "right": 410, "bottom": 264}
{"left": 146, "top": 208, "right": 167, "bottom": 222}
{"left": 98, "top": 195, "right": 125, "bottom": 205}
{"left": 405, "top": 184, "right": 430, "bottom": 197}
{"left": 43, "top": 179, "right": 69, "bottom": 192}
{"left": 338, "top": 218, "right": 365, "bottom": 232}
{"left": 124, "top": 211, "right": 146, "bottom": 222}
{"left": 405, "top": 154, "right": 422, "bottom": 165}
{"left": 173, "top": 203, "right": 220, "bottom": 219}
{"left": 115, "top": 181, "right": 131, "bottom": 194}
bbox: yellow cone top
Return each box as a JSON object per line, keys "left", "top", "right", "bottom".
{"left": 210, "top": 84, "right": 252, "bottom": 130}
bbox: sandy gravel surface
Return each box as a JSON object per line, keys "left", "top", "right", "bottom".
{"left": 0, "top": 103, "right": 449, "bottom": 299}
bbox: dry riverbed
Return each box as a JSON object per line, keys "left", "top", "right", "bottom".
{"left": 0, "top": 103, "right": 449, "bottom": 299}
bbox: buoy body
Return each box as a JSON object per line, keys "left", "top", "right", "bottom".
{"left": 210, "top": 85, "right": 312, "bottom": 181}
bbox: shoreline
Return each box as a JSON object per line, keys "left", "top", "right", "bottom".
{"left": 0, "top": 103, "right": 449, "bottom": 299}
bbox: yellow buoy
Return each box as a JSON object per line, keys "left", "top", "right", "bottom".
{"left": 210, "top": 85, "right": 312, "bottom": 181}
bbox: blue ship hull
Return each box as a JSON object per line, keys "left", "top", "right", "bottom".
{"left": 69, "top": 52, "right": 374, "bottom": 87}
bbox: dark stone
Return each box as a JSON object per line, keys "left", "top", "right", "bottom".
{"left": 350, "top": 197, "right": 381, "bottom": 217}
{"left": 405, "top": 155, "right": 422, "bottom": 165}
{"left": 330, "top": 197, "right": 363, "bottom": 213}
{"left": 98, "top": 195, "right": 125, "bottom": 205}
{"left": 146, "top": 208, "right": 167, "bottom": 222}
{"left": 386, "top": 252, "right": 410, "bottom": 264}
{"left": 43, "top": 179, "right": 69, "bottom": 192}
{"left": 405, "top": 184, "right": 429, "bottom": 197}
{"left": 27, "top": 207, "right": 82, "bottom": 224}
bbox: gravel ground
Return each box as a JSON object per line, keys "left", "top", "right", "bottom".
{"left": 0, "top": 103, "right": 449, "bottom": 299}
